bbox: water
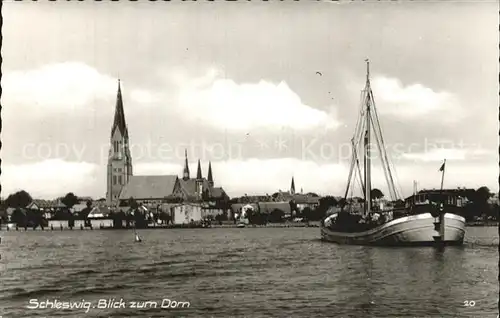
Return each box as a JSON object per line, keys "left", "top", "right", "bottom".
{"left": 0, "top": 227, "right": 497, "bottom": 318}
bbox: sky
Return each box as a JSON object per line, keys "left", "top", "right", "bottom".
{"left": 2, "top": 1, "right": 498, "bottom": 200}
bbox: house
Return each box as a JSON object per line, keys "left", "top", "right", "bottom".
{"left": 88, "top": 206, "right": 112, "bottom": 219}
{"left": 71, "top": 203, "right": 91, "bottom": 214}
{"left": 171, "top": 204, "right": 203, "bottom": 225}
{"left": 291, "top": 194, "right": 320, "bottom": 212}
{"left": 258, "top": 202, "right": 292, "bottom": 218}
{"left": 26, "top": 199, "right": 67, "bottom": 219}
{"left": 230, "top": 203, "right": 258, "bottom": 219}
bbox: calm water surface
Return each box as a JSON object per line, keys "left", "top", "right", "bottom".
{"left": 0, "top": 227, "right": 498, "bottom": 318}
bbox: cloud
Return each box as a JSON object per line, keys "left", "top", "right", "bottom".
{"left": 134, "top": 162, "right": 183, "bottom": 175}
{"left": 134, "top": 158, "right": 497, "bottom": 199}
{"left": 370, "top": 76, "right": 463, "bottom": 121}
{"left": 134, "top": 158, "right": 349, "bottom": 197}
{"left": 170, "top": 69, "right": 341, "bottom": 132}
{"left": 401, "top": 147, "right": 493, "bottom": 162}
{"left": 1, "top": 159, "right": 99, "bottom": 199}
{"left": 129, "top": 89, "right": 162, "bottom": 105}
{"left": 2, "top": 157, "right": 496, "bottom": 200}
{"left": 2, "top": 62, "right": 117, "bottom": 115}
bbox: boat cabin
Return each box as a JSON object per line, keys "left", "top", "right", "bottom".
{"left": 403, "top": 189, "right": 467, "bottom": 217}
{"left": 405, "top": 190, "right": 465, "bottom": 208}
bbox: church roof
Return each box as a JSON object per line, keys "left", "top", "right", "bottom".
{"left": 183, "top": 149, "right": 190, "bottom": 179}
{"left": 111, "top": 80, "right": 128, "bottom": 138}
{"left": 179, "top": 178, "right": 210, "bottom": 197}
{"left": 207, "top": 162, "right": 213, "bottom": 183}
{"left": 210, "top": 187, "right": 226, "bottom": 199}
{"left": 119, "top": 175, "right": 179, "bottom": 200}
{"left": 196, "top": 160, "right": 203, "bottom": 179}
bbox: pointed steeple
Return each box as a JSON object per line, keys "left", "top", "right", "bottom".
{"left": 207, "top": 161, "right": 214, "bottom": 186}
{"left": 290, "top": 176, "right": 296, "bottom": 195}
{"left": 196, "top": 159, "right": 203, "bottom": 180}
{"left": 111, "top": 79, "right": 128, "bottom": 137}
{"left": 183, "top": 149, "right": 190, "bottom": 180}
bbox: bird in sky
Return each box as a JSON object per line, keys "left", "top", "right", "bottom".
{"left": 316, "top": 71, "right": 322, "bottom": 76}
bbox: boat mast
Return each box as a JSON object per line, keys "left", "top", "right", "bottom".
{"left": 364, "top": 59, "right": 372, "bottom": 216}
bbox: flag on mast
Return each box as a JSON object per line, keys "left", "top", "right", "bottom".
{"left": 439, "top": 161, "right": 445, "bottom": 172}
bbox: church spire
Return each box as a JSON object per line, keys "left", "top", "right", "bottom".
{"left": 196, "top": 159, "right": 203, "bottom": 180}
{"left": 207, "top": 161, "right": 214, "bottom": 186}
{"left": 290, "top": 176, "right": 296, "bottom": 195}
{"left": 183, "top": 149, "right": 190, "bottom": 180}
{"left": 111, "top": 79, "right": 128, "bottom": 137}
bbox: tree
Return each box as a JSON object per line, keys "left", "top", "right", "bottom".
{"left": 289, "top": 200, "right": 298, "bottom": 217}
{"left": 302, "top": 207, "right": 313, "bottom": 221}
{"left": 268, "top": 209, "right": 285, "bottom": 223}
{"left": 472, "top": 186, "right": 492, "bottom": 220}
{"left": 6, "top": 190, "right": 32, "bottom": 208}
{"left": 61, "top": 192, "right": 79, "bottom": 209}
{"left": 80, "top": 200, "right": 93, "bottom": 222}
{"left": 338, "top": 198, "right": 347, "bottom": 208}
{"left": 128, "top": 197, "right": 139, "bottom": 209}
{"left": 370, "top": 188, "right": 384, "bottom": 201}
{"left": 319, "top": 196, "right": 338, "bottom": 207}
{"left": 474, "top": 186, "right": 491, "bottom": 204}
{"left": 11, "top": 209, "right": 27, "bottom": 226}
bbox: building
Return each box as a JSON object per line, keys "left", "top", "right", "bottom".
{"left": 118, "top": 175, "right": 183, "bottom": 206}
{"left": 178, "top": 152, "right": 228, "bottom": 203}
{"left": 273, "top": 177, "right": 320, "bottom": 212}
{"left": 26, "top": 199, "right": 67, "bottom": 219}
{"left": 106, "top": 80, "right": 133, "bottom": 204}
{"left": 105, "top": 80, "right": 229, "bottom": 208}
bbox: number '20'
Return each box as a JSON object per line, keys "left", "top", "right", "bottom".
{"left": 463, "top": 300, "right": 476, "bottom": 307}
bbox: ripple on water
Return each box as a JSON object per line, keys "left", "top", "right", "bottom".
{"left": 0, "top": 226, "right": 497, "bottom": 318}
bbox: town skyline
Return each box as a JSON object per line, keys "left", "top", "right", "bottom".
{"left": 3, "top": 1, "right": 497, "bottom": 199}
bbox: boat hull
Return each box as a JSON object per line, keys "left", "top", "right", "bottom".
{"left": 320, "top": 213, "right": 465, "bottom": 246}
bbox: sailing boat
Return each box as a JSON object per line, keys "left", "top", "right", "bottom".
{"left": 134, "top": 229, "right": 142, "bottom": 243}
{"left": 320, "top": 60, "right": 466, "bottom": 246}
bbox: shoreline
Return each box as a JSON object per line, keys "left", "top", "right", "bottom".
{"left": 0, "top": 221, "right": 497, "bottom": 231}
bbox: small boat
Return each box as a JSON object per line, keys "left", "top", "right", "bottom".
{"left": 134, "top": 229, "right": 142, "bottom": 243}
{"left": 320, "top": 60, "right": 466, "bottom": 246}
{"left": 237, "top": 223, "right": 246, "bottom": 228}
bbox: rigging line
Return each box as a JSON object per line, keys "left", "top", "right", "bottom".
{"left": 343, "top": 151, "right": 357, "bottom": 202}
{"left": 344, "top": 93, "right": 366, "bottom": 203}
{"left": 368, "top": 112, "right": 397, "bottom": 201}
{"left": 352, "top": 139, "right": 365, "bottom": 196}
{"left": 353, "top": 88, "right": 367, "bottom": 143}
{"left": 369, "top": 89, "right": 402, "bottom": 200}
{"left": 370, "top": 89, "right": 401, "bottom": 199}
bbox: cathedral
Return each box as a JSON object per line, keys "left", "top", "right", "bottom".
{"left": 106, "top": 80, "right": 133, "bottom": 204}
{"left": 105, "top": 80, "right": 227, "bottom": 207}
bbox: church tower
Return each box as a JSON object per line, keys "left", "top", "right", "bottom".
{"left": 183, "top": 149, "right": 190, "bottom": 180}
{"left": 290, "top": 176, "right": 296, "bottom": 195}
{"left": 196, "top": 159, "right": 203, "bottom": 197}
{"left": 207, "top": 161, "right": 214, "bottom": 187}
{"left": 106, "top": 80, "right": 133, "bottom": 204}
